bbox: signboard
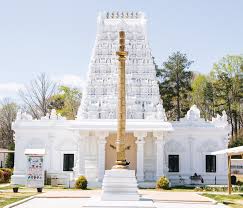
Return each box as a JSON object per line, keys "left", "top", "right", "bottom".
{"left": 26, "top": 156, "right": 44, "bottom": 188}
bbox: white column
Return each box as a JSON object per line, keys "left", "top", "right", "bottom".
{"left": 74, "top": 131, "right": 89, "bottom": 177}
{"left": 134, "top": 132, "right": 147, "bottom": 182}
{"left": 47, "top": 133, "right": 54, "bottom": 173}
{"left": 154, "top": 131, "right": 164, "bottom": 179}
{"left": 188, "top": 137, "right": 194, "bottom": 173}
{"left": 97, "top": 131, "right": 109, "bottom": 181}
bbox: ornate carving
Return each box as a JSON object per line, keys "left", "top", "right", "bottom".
{"left": 212, "top": 110, "right": 229, "bottom": 128}
{"left": 186, "top": 105, "right": 201, "bottom": 121}
{"left": 40, "top": 109, "right": 66, "bottom": 120}
{"left": 16, "top": 110, "right": 33, "bottom": 121}
{"left": 77, "top": 12, "right": 166, "bottom": 121}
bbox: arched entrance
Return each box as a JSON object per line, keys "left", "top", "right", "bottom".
{"left": 105, "top": 133, "right": 137, "bottom": 170}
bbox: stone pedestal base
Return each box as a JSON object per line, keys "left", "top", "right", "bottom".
{"left": 83, "top": 197, "right": 155, "bottom": 208}
{"left": 101, "top": 169, "right": 139, "bottom": 201}
{"left": 83, "top": 169, "right": 156, "bottom": 207}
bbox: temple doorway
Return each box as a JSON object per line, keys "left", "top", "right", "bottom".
{"left": 105, "top": 133, "right": 137, "bottom": 170}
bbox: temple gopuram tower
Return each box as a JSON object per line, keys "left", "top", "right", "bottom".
{"left": 77, "top": 12, "right": 167, "bottom": 121}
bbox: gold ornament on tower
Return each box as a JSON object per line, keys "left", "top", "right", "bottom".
{"left": 113, "top": 31, "right": 129, "bottom": 169}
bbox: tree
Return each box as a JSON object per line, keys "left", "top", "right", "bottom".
{"left": 157, "top": 51, "right": 193, "bottom": 121}
{"left": 211, "top": 55, "right": 243, "bottom": 140}
{"left": 49, "top": 86, "right": 82, "bottom": 119}
{"left": 19, "top": 73, "right": 57, "bottom": 119}
{"left": 5, "top": 143, "right": 14, "bottom": 168}
{"left": 191, "top": 74, "right": 215, "bottom": 120}
{"left": 0, "top": 98, "right": 18, "bottom": 149}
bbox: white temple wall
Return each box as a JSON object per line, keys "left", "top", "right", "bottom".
{"left": 53, "top": 131, "right": 78, "bottom": 175}
{"left": 12, "top": 123, "right": 229, "bottom": 187}
{"left": 164, "top": 128, "right": 228, "bottom": 185}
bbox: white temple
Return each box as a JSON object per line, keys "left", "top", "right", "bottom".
{"left": 11, "top": 12, "right": 230, "bottom": 188}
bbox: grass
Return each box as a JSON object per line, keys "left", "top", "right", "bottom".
{"left": 0, "top": 192, "right": 36, "bottom": 208}
{"left": 139, "top": 186, "right": 195, "bottom": 192}
{"left": 0, "top": 185, "right": 71, "bottom": 191}
{"left": 0, "top": 184, "right": 96, "bottom": 207}
{"left": 203, "top": 193, "right": 243, "bottom": 208}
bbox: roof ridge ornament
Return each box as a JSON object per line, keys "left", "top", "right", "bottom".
{"left": 103, "top": 11, "right": 144, "bottom": 19}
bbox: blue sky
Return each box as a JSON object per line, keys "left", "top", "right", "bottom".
{"left": 0, "top": 0, "right": 242, "bottom": 99}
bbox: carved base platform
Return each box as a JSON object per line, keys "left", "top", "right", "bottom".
{"left": 83, "top": 169, "right": 156, "bottom": 207}
{"left": 101, "top": 169, "right": 139, "bottom": 201}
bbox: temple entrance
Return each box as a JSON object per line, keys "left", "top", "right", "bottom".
{"left": 105, "top": 133, "right": 137, "bottom": 170}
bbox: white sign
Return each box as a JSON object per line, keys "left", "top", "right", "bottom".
{"left": 26, "top": 156, "right": 44, "bottom": 188}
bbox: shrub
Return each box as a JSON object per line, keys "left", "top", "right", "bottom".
{"left": 156, "top": 176, "right": 170, "bottom": 190}
{"left": 1, "top": 168, "right": 13, "bottom": 182}
{"left": 236, "top": 180, "right": 243, "bottom": 186}
{"left": 75, "top": 176, "right": 88, "bottom": 189}
{"left": 0, "top": 170, "right": 4, "bottom": 183}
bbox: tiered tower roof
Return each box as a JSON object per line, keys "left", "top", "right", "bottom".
{"left": 77, "top": 12, "right": 166, "bottom": 121}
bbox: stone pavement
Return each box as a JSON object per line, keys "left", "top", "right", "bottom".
{"left": 36, "top": 190, "right": 213, "bottom": 203}
{"left": 8, "top": 190, "right": 228, "bottom": 208}
{"left": 11, "top": 198, "right": 228, "bottom": 208}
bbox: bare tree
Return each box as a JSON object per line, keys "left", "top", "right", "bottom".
{"left": 19, "top": 73, "right": 57, "bottom": 119}
{"left": 0, "top": 98, "right": 18, "bottom": 148}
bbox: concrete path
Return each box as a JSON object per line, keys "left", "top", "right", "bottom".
{"left": 12, "top": 198, "right": 228, "bottom": 208}
{"left": 8, "top": 190, "right": 228, "bottom": 208}
{"left": 139, "top": 190, "right": 214, "bottom": 203}
{"left": 37, "top": 190, "right": 214, "bottom": 203}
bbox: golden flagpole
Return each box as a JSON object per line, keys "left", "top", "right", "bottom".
{"left": 113, "top": 31, "right": 129, "bottom": 169}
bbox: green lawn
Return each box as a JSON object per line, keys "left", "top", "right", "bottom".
{"left": 202, "top": 193, "right": 243, "bottom": 208}
{"left": 141, "top": 186, "right": 195, "bottom": 192}
{"left": 0, "top": 185, "right": 70, "bottom": 208}
{"left": 0, "top": 192, "right": 36, "bottom": 208}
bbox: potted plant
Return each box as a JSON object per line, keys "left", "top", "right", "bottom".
{"left": 12, "top": 185, "right": 19, "bottom": 193}
{"left": 37, "top": 187, "right": 43, "bottom": 193}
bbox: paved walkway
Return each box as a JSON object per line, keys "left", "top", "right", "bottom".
{"left": 12, "top": 198, "right": 227, "bottom": 208}
{"left": 7, "top": 190, "right": 229, "bottom": 208}
{"left": 139, "top": 190, "right": 214, "bottom": 203}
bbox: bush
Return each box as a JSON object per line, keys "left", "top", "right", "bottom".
{"left": 156, "top": 176, "right": 170, "bottom": 190}
{"left": 0, "top": 170, "right": 4, "bottom": 182}
{"left": 236, "top": 180, "right": 243, "bottom": 186}
{"left": 75, "top": 176, "right": 88, "bottom": 189}
{"left": 0, "top": 168, "right": 13, "bottom": 182}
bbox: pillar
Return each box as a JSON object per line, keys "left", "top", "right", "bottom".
{"left": 228, "top": 155, "right": 232, "bottom": 194}
{"left": 97, "top": 131, "right": 109, "bottom": 181}
{"left": 134, "top": 132, "right": 147, "bottom": 182}
{"left": 154, "top": 131, "right": 164, "bottom": 179}
{"left": 74, "top": 131, "right": 88, "bottom": 177}
{"left": 188, "top": 137, "right": 194, "bottom": 173}
{"left": 47, "top": 133, "right": 54, "bottom": 173}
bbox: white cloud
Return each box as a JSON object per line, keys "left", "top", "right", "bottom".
{"left": 0, "top": 82, "right": 24, "bottom": 99}
{"left": 52, "top": 74, "right": 85, "bottom": 90}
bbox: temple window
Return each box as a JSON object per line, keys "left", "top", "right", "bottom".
{"left": 206, "top": 155, "right": 216, "bottom": 172}
{"left": 168, "top": 155, "right": 179, "bottom": 172}
{"left": 63, "top": 154, "right": 74, "bottom": 171}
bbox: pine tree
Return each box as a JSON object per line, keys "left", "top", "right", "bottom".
{"left": 157, "top": 51, "right": 193, "bottom": 121}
